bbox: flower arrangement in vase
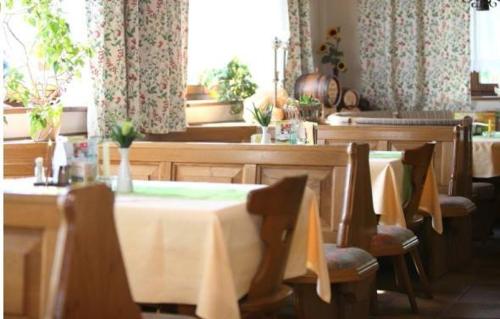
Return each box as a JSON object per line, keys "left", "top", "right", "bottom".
{"left": 250, "top": 104, "right": 273, "bottom": 144}
{"left": 319, "top": 27, "right": 347, "bottom": 78}
{"left": 110, "top": 120, "right": 143, "bottom": 193}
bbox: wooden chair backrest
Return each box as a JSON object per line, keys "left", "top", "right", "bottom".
{"left": 45, "top": 184, "right": 141, "bottom": 319}
{"left": 245, "top": 175, "right": 308, "bottom": 301}
{"left": 336, "top": 143, "right": 378, "bottom": 251}
{"left": 317, "top": 122, "right": 462, "bottom": 194}
{"left": 402, "top": 143, "right": 436, "bottom": 223}
{"left": 449, "top": 117, "right": 473, "bottom": 198}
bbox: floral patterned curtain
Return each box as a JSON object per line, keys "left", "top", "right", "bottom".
{"left": 86, "top": 0, "right": 188, "bottom": 136}
{"left": 285, "top": 0, "right": 315, "bottom": 97}
{"left": 359, "top": 0, "right": 470, "bottom": 111}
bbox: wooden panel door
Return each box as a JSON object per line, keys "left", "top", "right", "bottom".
{"left": 256, "top": 165, "right": 346, "bottom": 243}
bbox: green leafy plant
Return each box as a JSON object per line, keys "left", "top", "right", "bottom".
{"left": 110, "top": 120, "right": 143, "bottom": 148}
{"left": 200, "top": 58, "right": 257, "bottom": 114}
{"left": 250, "top": 103, "right": 273, "bottom": 127}
{"left": 299, "top": 95, "right": 320, "bottom": 106}
{"left": 3, "top": 0, "right": 93, "bottom": 139}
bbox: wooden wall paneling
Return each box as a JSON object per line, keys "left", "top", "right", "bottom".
{"left": 4, "top": 142, "right": 49, "bottom": 178}
{"left": 4, "top": 228, "right": 42, "bottom": 318}
{"left": 4, "top": 194, "right": 62, "bottom": 319}
{"left": 171, "top": 163, "right": 245, "bottom": 183}
{"left": 256, "top": 165, "right": 343, "bottom": 243}
{"left": 109, "top": 162, "right": 163, "bottom": 181}
{"left": 242, "top": 164, "right": 258, "bottom": 184}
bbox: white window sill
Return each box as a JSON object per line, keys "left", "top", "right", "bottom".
{"left": 3, "top": 106, "right": 87, "bottom": 140}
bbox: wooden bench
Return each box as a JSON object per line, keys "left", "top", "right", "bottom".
{"left": 4, "top": 142, "right": 372, "bottom": 319}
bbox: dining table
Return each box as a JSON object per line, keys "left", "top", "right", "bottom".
{"left": 369, "top": 151, "right": 443, "bottom": 233}
{"left": 472, "top": 133, "right": 500, "bottom": 178}
{"left": 114, "top": 180, "right": 330, "bottom": 319}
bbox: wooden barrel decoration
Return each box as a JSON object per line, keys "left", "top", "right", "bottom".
{"left": 342, "top": 88, "right": 360, "bottom": 108}
{"left": 294, "top": 73, "right": 341, "bottom": 108}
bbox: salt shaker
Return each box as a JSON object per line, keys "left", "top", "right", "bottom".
{"left": 34, "top": 157, "right": 45, "bottom": 183}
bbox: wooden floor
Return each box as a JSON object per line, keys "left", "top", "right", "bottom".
{"left": 278, "top": 225, "right": 500, "bottom": 319}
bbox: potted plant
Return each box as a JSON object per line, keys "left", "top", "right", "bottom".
{"left": 201, "top": 58, "right": 258, "bottom": 115}
{"left": 250, "top": 103, "right": 273, "bottom": 144}
{"left": 110, "top": 120, "right": 143, "bottom": 193}
{"left": 2, "top": 0, "right": 92, "bottom": 141}
{"left": 298, "top": 95, "right": 322, "bottom": 122}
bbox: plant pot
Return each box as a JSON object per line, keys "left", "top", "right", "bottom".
{"left": 116, "top": 148, "right": 133, "bottom": 193}
{"left": 31, "top": 123, "right": 61, "bottom": 142}
{"left": 299, "top": 103, "right": 322, "bottom": 122}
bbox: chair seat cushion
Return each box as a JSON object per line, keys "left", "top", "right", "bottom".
{"left": 142, "top": 313, "right": 196, "bottom": 319}
{"left": 370, "top": 225, "right": 418, "bottom": 257}
{"left": 439, "top": 194, "right": 476, "bottom": 217}
{"left": 323, "top": 244, "right": 378, "bottom": 283}
{"left": 472, "top": 182, "right": 495, "bottom": 201}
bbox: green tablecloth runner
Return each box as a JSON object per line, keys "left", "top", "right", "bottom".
{"left": 369, "top": 151, "right": 412, "bottom": 203}
{"left": 131, "top": 184, "right": 249, "bottom": 201}
{"left": 370, "top": 151, "right": 403, "bottom": 159}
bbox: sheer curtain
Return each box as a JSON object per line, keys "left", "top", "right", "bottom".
{"left": 470, "top": 8, "right": 500, "bottom": 80}
{"left": 187, "top": 0, "right": 289, "bottom": 91}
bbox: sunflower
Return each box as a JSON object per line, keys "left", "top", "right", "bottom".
{"left": 328, "top": 27, "right": 339, "bottom": 38}
{"left": 337, "top": 61, "right": 347, "bottom": 72}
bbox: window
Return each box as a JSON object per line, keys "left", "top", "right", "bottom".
{"left": 2, "top": 0, "right": 92, "bottom": 107}
{"left": 470, "top": 7, "right": 500, "bottom": 94}
{"left": 187, "top": 0, "right": 289, "bottom": 94}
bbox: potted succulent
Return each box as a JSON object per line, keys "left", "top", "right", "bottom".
{"left": 201, "top": 58, "right": 258, "bottom": 115}
{"left": 2, "top": 0, "right": 92, "bottom": 141}
{"left": 110, "top": 120, "right": 143, "bottom": 193}
{"left": 250, "top": 103, "right": 273, "bottom": 144}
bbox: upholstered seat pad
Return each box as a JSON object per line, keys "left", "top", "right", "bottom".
{"left": 439, "top": 194, "right": 476, "bottom": 218}
{"left": 354, "top": 117, "right": 460, "bottom": 126}
{"left": 324, "top": 244, "right": 376, "bottom": 271}
{"left": 472, "top": 182, "right": 495, "bottom": 201}
{"left": 370, "top": 225, "right": 418, "bottom": 256}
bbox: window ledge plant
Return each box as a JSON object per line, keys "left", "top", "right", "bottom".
{"left": 3, "top": 0, "right": 92, "bottom": 141}
{"left": 200, "top": 58, "right": 258, "bottom": 115}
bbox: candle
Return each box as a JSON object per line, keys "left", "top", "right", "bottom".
{"left": 282, "top": 42, "right": 287, "bottom": 90}
{"left": 102, "top": 141, "right": 110, "bottom": 178}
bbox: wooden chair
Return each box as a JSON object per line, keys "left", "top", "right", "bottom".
{"left": 369, "top": 143, "right": 436, "bottom": 313}
{"left": 240, "top": 175, "right": 308, "bottom": 319}
{"left": 288, "top": 143, "right": 379, "bottom": 319}
{"left": 435, "top": 120, "right": 476, "bottom": 272}
{"left": 44, "top": 184, "right": 195, "bottom": 319}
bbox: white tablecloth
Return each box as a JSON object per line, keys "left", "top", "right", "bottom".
{"left": 114, "top": 181, "right": 330, "bottom": 319}
{"left": 473, "top": 136, "right": 500, "bottom": 178}
{"left": 369, "top": 152, "right": 443, "bottom": 233}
